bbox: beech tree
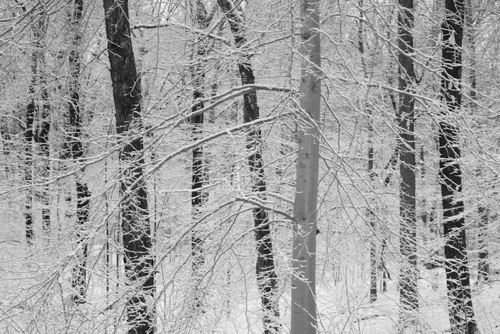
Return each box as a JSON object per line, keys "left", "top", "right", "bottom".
{"left": 291, "top": 0, "right": 321, "bottom": 333}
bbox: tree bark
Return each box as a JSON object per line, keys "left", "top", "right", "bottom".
{"left": 477, "top": 206, "right": 489, "bottom": 282}
{"left": 357, "top": 0, "right": 377, "bottom": 303}
{"left": 103, "top": 1, "right": 154, "bottom": 333}
{"left": 466, "top": 0, "right": 489, "bottom": 283}
{"left": 397, "top": 0, "right": 418, "bottom": 326}
{"left": 189, "top": 0, "right": 213, "bottom": 310}
{"left": 217, "top": 1, "right": 280, "bottom": 332}
{"left": 66, "top": 0, "right": 91, "bottom": 304}
{"left": 25, "top": 100, "right": 34, "bottom": 246}
{"left": 440, "top": 1, "right": 479, "bottom": 333}
{"left": 291, "top": 0, "right": 321, "bottom": 333}
{"left": 24, "top": 2, "right": 50, "bottom": 245}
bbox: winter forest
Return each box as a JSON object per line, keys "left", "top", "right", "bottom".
{"left": 1, "top": 0, "right": 499, "bottom": 333}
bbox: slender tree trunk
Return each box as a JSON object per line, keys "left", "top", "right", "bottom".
{"left": 397, "top": 0, "right": 418, "bottom": 327}
{"left": 291, "top": 0, "right": 321, "bottom": 333}
{"left": 24, "top": 3, "right": 50, "bottom": 245}
{"left": 38, "top": 71, "right": 51, "bottom": 235}
{"left": 32, "top": 3, "right": 51, "bottom": 235}
{"left": 103, "top": 1, "right": 155, "bottom": 333}
{"left": 357, "top": 0, "right": 377, "bottom": 303}
{"left": 72, "top": 182, "right": 90, "bottom": 301}
{"left": 420, "top": 146, "right": 428, "bottom": 246}
{"left": 477, "top": 206, "right": 489, "bottom": 282}
{"left": 25, "top": 100, "right": 34, "bottom": 246}
{"left": 466, "top": 0, "right": 489, "bottom": 283}
{"left": 66, "top": 0, "right": 91, "bottom": 304}
{"left": 189, "top": 0, "right": 214, "bottom": 309}
{"left": 218, "top": 1, "right": 280, "bottom": 333}
{"left": 440, "top": 1, "right": 479, "bottom": 333}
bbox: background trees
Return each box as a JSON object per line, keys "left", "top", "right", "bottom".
{"left": 1, "top": 0, "right": 500, "bottom": 333}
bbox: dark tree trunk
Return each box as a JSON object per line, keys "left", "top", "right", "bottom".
{"left": 38, "top": 77, "right": 51, "bottom": 234}
{"left": 477, "top": 206, "right": 489, "bottom": 282}
{"left": 397, "top": 0, "right": 418, "bottom": 323}
{"left": 103, "top": 1, "right": 154, "bottom": 333}
{"left": 440, "top": 1, "right": 479, "bottom": 333}
{"left": 218, "top": 1, "right": 280, "bottom": 332}
{"left": 66, "top": 0, "right": 91, "bottom": 304}
{"left": 466, "top": 0, "right": 489, "bottom": 283}
{"left": 189, "top": 0, "right": 213, "bottom": 309}
{"left": 420, "top": 146, "right": 428, "bottom": 246}
{"left": 32, "top": 5, "right": 51, "bottom": 234}
{"left": 25, "top": 101, "right": 35, "bottom": 246}
{"left": 358, "top": 0, "right": 377, "bottom": 303}
{"left": 25, "top": 3, "right": 50, "bottom": 244}
{"left": 72, "top": 182, "right": 90, "bottom": 301}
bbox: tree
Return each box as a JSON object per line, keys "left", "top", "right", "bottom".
{"left": 466, "top": 0, "right": 489, "bottom": 284}
{"left": 189, "top": 0, "right": 215, "bottom": 310}
{"left": 24, "top": 1, "right": 51, "bottom": 245}
{"left": 59, "top": 0, "right": 92, "bottom": 305}
{"left": 291, "top": 0, "right": 321, "bottom": 333}
{"left": 218, "top": 0, "right": 281, "bottom": 332}
{"left": 103, "top": 0, "right": 154, "bottom": 332}
{"left": 357, "top": 0, "right": 378, "bottom": 303}
{"left": 440, "top": 0, "right": 479, "bottom": 332}
{"left": 5, "top": 0, "right": 500, "bottom": 332}
{"left": 397, "top": 0, "right": 418, "bottom": 326}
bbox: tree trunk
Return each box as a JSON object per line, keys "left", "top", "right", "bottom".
{"left": 32, "top": 3, "right": 51, "bottom": 235}
{"left": 103, "top": 1, "right": 154, "bottom": 333}
{"left": 440, "top": 1, "right": 479, "bottom": 333}
{"left": 25, "top": 3, "right": 50, "bottom": 245}
{"left": 357, "top": 0, "right": 377, "bottom": 303}
{"left": 218, "top": 1, "right": 280, "bottom": 333}
{"left": 397, "top": 0, "right": 419, "bottom": 327}
{"left": 398, "top": 0, "right": 418, "bottom": 310}
{"left": 67, "top": 0, "right": 91, "bottom": 304}
{"left": 291, "top": 0, "right": 321, "bottom": 333}
{"left": 72, "top": 182, "right": 90, "bottom": 302}
{"left": 477, "top": 206, "right": 489, "bottom": 282}
{"left": 466, "top": 0, "right": 489, "bottom": 283}
{"left": 38, "top": 73, "right": 51, "bottom": 235}
{"left": 189, "top": 0, "right": 214, "bottom": 310}
{"left": 25, "top": 101, "right": 34, "bottom": 246}
{"left": 420, "top": 146, "right": 428, "bottom": 246}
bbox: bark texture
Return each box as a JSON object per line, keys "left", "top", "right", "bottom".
{"left": 103, "top": 1, "right": 154, "bottom": 333}
{"left": 398, "top": 0, "right": 418, "bottom": 322}
{"left": 291, "top": 0, "right": 321, "bottom": 333}
{"left": 66, "top": 0, "right": 91, "bottom": 304}
{"left": 189, "top": 0, "right": 213, "bottom": 309}
{"left": 218, "top": 1, "right": 280, "bottom": 332}
{"left": 466, "top": 0, "right": 489, "bottom": 283}
{"left": 440, "top": 1, "right": 479, "bottom": 333}
{"left": 357, "top": 0, "right": 377, "bottom": 303}
{"left": 25, "top": 3, "right": 51, "bottom": 244}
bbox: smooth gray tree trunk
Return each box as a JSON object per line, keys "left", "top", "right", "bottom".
{"left": 291, "top": 0, "right": 321, "bottom": 333}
